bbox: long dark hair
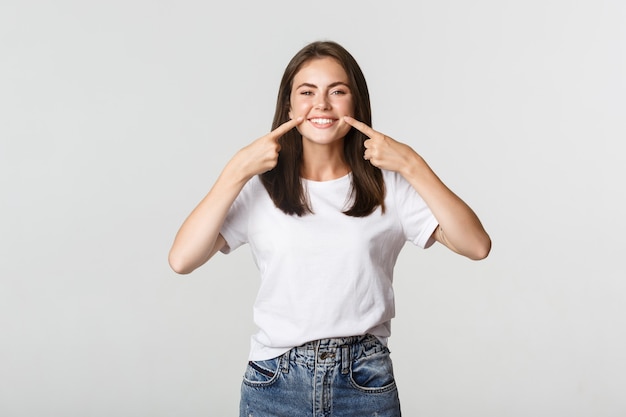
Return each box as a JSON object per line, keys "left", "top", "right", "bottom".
{"left": 260, "top": 40, "right": 385, "bottom": 217}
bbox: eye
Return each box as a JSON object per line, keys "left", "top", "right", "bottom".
{"left": 331, "top": 89, "right": 347, "bottom": 95}
{"left": 300, "top": 90, "right": 313, "bottom": 96}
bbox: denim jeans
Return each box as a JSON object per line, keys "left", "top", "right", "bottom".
{"left": 239, "top": 334, "right": 401, "bottom": 417}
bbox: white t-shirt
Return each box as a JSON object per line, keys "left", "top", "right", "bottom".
{"left": 220, "top": 169, "right": 438, "bottom": 360}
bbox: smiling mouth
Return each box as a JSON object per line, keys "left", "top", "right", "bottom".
{"left": 308, "top": 118, "right": 336, "bottom": 126}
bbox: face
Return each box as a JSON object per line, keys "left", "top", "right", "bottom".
{"left": 289, "top": 57, "right": 354, "bottom": 146}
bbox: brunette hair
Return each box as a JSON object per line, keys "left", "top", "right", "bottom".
{"left": 260, "top": 40, "right": 385, "bottom": 217}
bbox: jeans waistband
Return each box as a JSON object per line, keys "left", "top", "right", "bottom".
{"left": 294, "top": 334, "right": 374, "bottom": 352}
{"left": 282, "top": 334, "right": 385, "bottom": 374}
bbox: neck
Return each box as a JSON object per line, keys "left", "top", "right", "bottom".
{"left": 301, "top": 140, "right": 349, "bottom": 181}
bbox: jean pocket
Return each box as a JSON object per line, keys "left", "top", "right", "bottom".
{"left": 242, "top": 357, "right": 282, "bottom": 387}
{"left": 349, "top": 348, "right": 397, "bottom": 393}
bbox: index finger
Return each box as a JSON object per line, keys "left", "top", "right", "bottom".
{"left": 343, "top": 116, "right": 378, "bottom": 138}
{"left": 270, "top": 116, "right": 304, "bottom": 139}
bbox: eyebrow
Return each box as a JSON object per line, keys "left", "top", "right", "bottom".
{"left": 295, "top": 81, "right": 350, "bottom": 90}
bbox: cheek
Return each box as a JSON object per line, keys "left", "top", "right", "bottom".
{"left": 338, "top": 123, "right": 352, "bottom": 138}
{"left": 332, "top": 97, "right": 354, "bottom": 116}
{"left": 344, "top": 99, "right": 355, "bottom": 116}
{"left": 291, "top": 99, "right": 308, "bottom": 110}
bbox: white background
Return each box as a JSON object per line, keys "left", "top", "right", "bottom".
{"left": 1, "top": 1, "right": 625, "bottom": 416}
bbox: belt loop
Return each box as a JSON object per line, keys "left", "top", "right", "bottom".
{"left": 341, "top": 345, "right": 350, "bottom": 375}
{"left": 281, "top": 350, "right": 290, "bottom": 373}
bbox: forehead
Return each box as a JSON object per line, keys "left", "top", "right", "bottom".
{"left": 293, "top": 57, "right": 349, "bottom": 84}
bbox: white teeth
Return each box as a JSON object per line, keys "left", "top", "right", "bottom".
{"left": 310, "top": 118, "right": 333, "bottom": 125}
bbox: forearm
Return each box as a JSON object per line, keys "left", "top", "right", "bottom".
{"left": 401, "top": 153, "right": 491, "bottom": 260}
{"left": 168, "top": 118, "right": 302, "bottom": 274}
{"left": 168, "top": 161, "right": 250, "bottom": 274}
{"left": 340, "top": 116, "right": 490, "bottom": 259}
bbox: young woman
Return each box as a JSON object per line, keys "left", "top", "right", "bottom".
{"left": 169, "top": 40, "right": 491, "bottom": 417}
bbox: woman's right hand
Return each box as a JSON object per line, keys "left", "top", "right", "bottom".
{"left": 168, "top": 116, "right": 305, "bottom": 274}
{"left": 231, "top": 117, "right": 304, "bottom": 180}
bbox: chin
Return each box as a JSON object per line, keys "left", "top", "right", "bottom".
{"left": 298, "top": 127, "right": 351, "bottom": 145}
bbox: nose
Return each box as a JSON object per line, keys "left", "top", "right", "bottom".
{"left": 314, "top": 95, "right": 330, "bottom": 110}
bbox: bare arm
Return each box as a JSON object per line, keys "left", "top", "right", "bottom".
{"left": 344, "top": 116, "right": 491, "bottom": 260}
{"left": 168, "top": 117, "right": 304, "bottom": 274}
{"left": 402, "top": 156, "right": 491, "bottom": 260}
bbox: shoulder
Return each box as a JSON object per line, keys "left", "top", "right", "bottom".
{"left": 239, "top": 175, "right": 267, "bottom": 198}
{"left": 246, "top": 175, "right": 265, "bottom": 192}
{"left": 381, "top": 169, "right": 408, "bottom": 193}
{"left": 230, "top": 175, "right": 269, "bottom": 211}
{"left": 381, "top": 169, "right": 428, "bottom": 207}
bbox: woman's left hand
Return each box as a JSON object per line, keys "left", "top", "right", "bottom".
{"left": 343, "top": 117, "right": 491, "bottom": 260}
{"left": 343, "top": 116, "right": 416, "bottom": 174}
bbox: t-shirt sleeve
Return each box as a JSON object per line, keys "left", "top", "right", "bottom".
{"left": 389, "top": 170, "right": 439, "bottom": 249}
{"left": 219, "top": 179, "right": 252, "bottom": 254}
